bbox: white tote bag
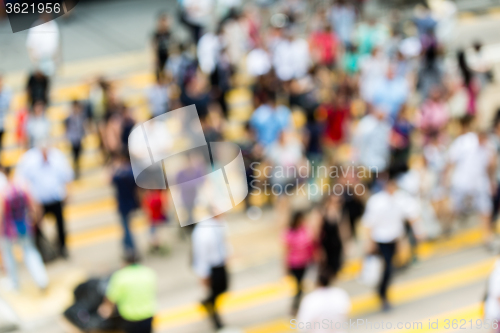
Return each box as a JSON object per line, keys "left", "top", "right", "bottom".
{"left": 358, "top": 255, "right": 384, "bottom": 287}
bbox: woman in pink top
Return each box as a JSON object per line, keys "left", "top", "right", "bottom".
{"left": 417, "top": 86, "right": 449, "bottom": 142}
{"left": 284, "top": 211, "right": 315, "bottom": 314}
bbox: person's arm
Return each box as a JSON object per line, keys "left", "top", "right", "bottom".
{"left": 192, "top": 230, "right": 212, "bottom": 286}
{"left": 25, "top": 189, "right": 41, "bottom": 226}
{"left": 97, "top": 296, "right": 115, "bottom": 319}
{"left": 488, "top": 148, "right": 497, "bottom": 195}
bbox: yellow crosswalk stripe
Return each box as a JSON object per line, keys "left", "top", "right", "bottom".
{"left": 153, "top": 258, "right": 495, "bottom": 331}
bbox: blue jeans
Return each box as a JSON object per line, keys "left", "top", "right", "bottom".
{"left": 120, "top": 212, "right": 135, "bottom": 253}
{"left": 0, "top": 236, "right": 49, "bottom": 289}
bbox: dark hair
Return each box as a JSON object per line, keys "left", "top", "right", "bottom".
{"left": 459, "top": 114, "right": 475, "bottom": 128}
{"left": 457, "top": 50, "right": 472, "bottom": 85}
{"left": 290, "top": 211, "right": 305, "bottom": 230}
{"left": 123, "top": 251, "right": 141, "bottom": 265}
{"left": 317, "top": 269, "right": 333, "bottom": 287}
{"left": 3, "top": 166, "right": 12, "bottom": 177}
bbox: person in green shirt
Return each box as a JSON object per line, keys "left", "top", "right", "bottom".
{"left": 98, "top": 253, "right": 157, "bottom": 333}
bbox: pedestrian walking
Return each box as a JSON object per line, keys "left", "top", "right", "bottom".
{"left": 296, "top": 269, "right": 351, "bottom": 333}
{"left": 65, "top": 100, "right": 86, "bottom": 178}
{"left": 0, "top": 74, "right": 12, "bottom": 151}
{"left": 16, "top": 142, "right": 74, "bottom": 258}
{"left": 284, "top": 211, "right": 315, "bottom": 315}
{"left": 98, "top": 252, "right": 157, "bottom": 333}
{"left": 152, "top": 12, "right": 172, "bottom": 76}
{"left": 25, "top": 100, "right": 51, "bottom": 148}
{"left": 0, "top": 167, "right": 49, "bottom": 291}
{"left": 320, "top": 195, "right": 345, "bottom": 276}
{"left": 446, "top": 115, "right": 496, "bottom": 246}
{"left": 362, "top": 170, "right": 418, "bottom": 311}
{"left": 110, "top": 150, "right": 139, "bottom": 256}
{"left": 192, "top": 215, "right": 229, "bottom": 330}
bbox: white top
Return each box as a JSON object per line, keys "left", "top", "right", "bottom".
{"left": 26, "top": 20, "right": 60, "bottom": 59}
{"left": 273, "top": 38, "right": 310, "bottom": 81}
{"left": 247, "top": 48, "right": 271, "bottom": 77}
{"left": 297, "top": 287, "right": 351, "bottom": 333}
{"left": 192, "top": 218, "right": 228, "bottom": 278}
{"left": 485, "top": 259, "right": 500, "bottom": 320}
{"left": 147, "top": 84, "right": 169, "bottom": 117}
{"left": 448, "top": 132, "right": 493, "bottom": 193}
{"left": 363, "top": 190, "right": 419, "bottom": 243}
{"left": 16, "top": 148, "right": 74, "bottom": 204}
{"left": 197, "top": 32, "right": 221, "bottom": 74}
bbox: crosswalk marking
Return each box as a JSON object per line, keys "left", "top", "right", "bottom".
{"left": 152, "top": 258, "right": 495, "bottom": 331}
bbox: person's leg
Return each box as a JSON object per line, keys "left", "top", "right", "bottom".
{"left": 477, "top": 192, "right": 494, "bottom": 246}
{"left": 0, "top": 238, "right": 20, "bottom": 289}
{"left": 203, "top": 266, "right": 227, "bottom": 330}
{"left": 491, "top": 185, "right": 500, "bottom": 227}
{"left": 0, "top": 129, "right": 4, "bottom": 150}
{"left": 51, "top": 201, "right": 68, "bottom": 257}
{"left": 72, "top": 142, "right": 82, "bottom": 178}
{"left": 120, "top": 212, "right": 135, "bottom": 253}
{"left": 290, "top": 267, "right": 306, "bottom": 313}
{"left": 122, "top": 317, "right": 153, "bottom": 333}
{"left": 20, "top": 236, "right": 49, "bottom": 289}
{"left": 377, "top": 242, "right": 396, "bottom": 307}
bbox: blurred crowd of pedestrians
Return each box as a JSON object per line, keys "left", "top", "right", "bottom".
{"left": 1, "top": 0, "right": 500, "bottom": 332}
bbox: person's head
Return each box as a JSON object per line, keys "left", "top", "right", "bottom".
{"left": 32, "top": 100, "right": 46, "bottom": 116}
{"left": 428, "top": 85, "right": 442, "bottom": 101}
{"left": 40, "top": 12, "right": 53, "bottom": 24}
{"left": 156, "top": 72, "right": 167, "bottom": 86}
{"left": 473, "top": 41, "right": 483, "bottom": 53}
{"left": 290, "top": 211, "right": 305, "bottom": 230}
{"left": 459, "top": 114, "right": 475, "bottom": 133}
{"left": 115, "top": 148, "right": 131, "bottom": 166}
{"left": 157, "top": 12, "right": 169, "bottom": 30}
{"left": 263, "top": 89, "right": 277, "bottom": 106}
{"left": 71, "top": 100, "right": 82, "bottom": 114}
{"left": 123, "top": 251, "right": 141, "bottom": 266}
{"left": 317, "top": 269, "right": 333, "bottom": 287}
{"left": 493, "top": 110, "right": 500, "bottom": 135}
{"left": 385, "top": 65, "right": 396, "bottom": 80}
{"left": 385, "top": 167, "right": 401, "bottom": 194}
{"left": 2, "top": 166, "right": 13, "bottom": 180}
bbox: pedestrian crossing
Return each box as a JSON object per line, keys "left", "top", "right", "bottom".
{"left": 2, "top": 41, "right": 500, "bottom": 333}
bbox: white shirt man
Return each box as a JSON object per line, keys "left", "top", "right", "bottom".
{"left": 363, "top": 188, "right": 418, "bottom": 244}
{"left": 192, "top": 218, "right": 228, "bottom": 278}
{"left": 16, "top": 147, "right": 73, "bottom": 205}
{"left": 352, "top": 112, "right": 391, "bottom": 173}
{"left": 296, "top": 271, "right": 351, "bottom": 333}
{"left": 273, "top": 36, "right": 310, "bottom": 81}
{"left": 448, "top": 131, "right": 495, "bottom": 216}
{"left": 362, "top": 177, "right": 418, "bottom": 310}
{"left": 26, "top": 19, "right": 60, "bottom": 76}
{"left": 192, "top": 217, "right": 228, "bottom": 330}
{"left": 16, "top": 146, "right": 73, "bottom": 257}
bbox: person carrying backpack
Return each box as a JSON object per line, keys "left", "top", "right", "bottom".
{"left": 0, "top": 167, "right": 48, "bottom": 291}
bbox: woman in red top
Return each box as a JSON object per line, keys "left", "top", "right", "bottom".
{"left": 309, "top": 23, "right": 339, "bottom": 68}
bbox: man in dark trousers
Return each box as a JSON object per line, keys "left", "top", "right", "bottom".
{"left": 191, "top": 214, "right": 229, "bottom": 330}
{"left": 362, "top": 170, "right": 418, "bottom": 311}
